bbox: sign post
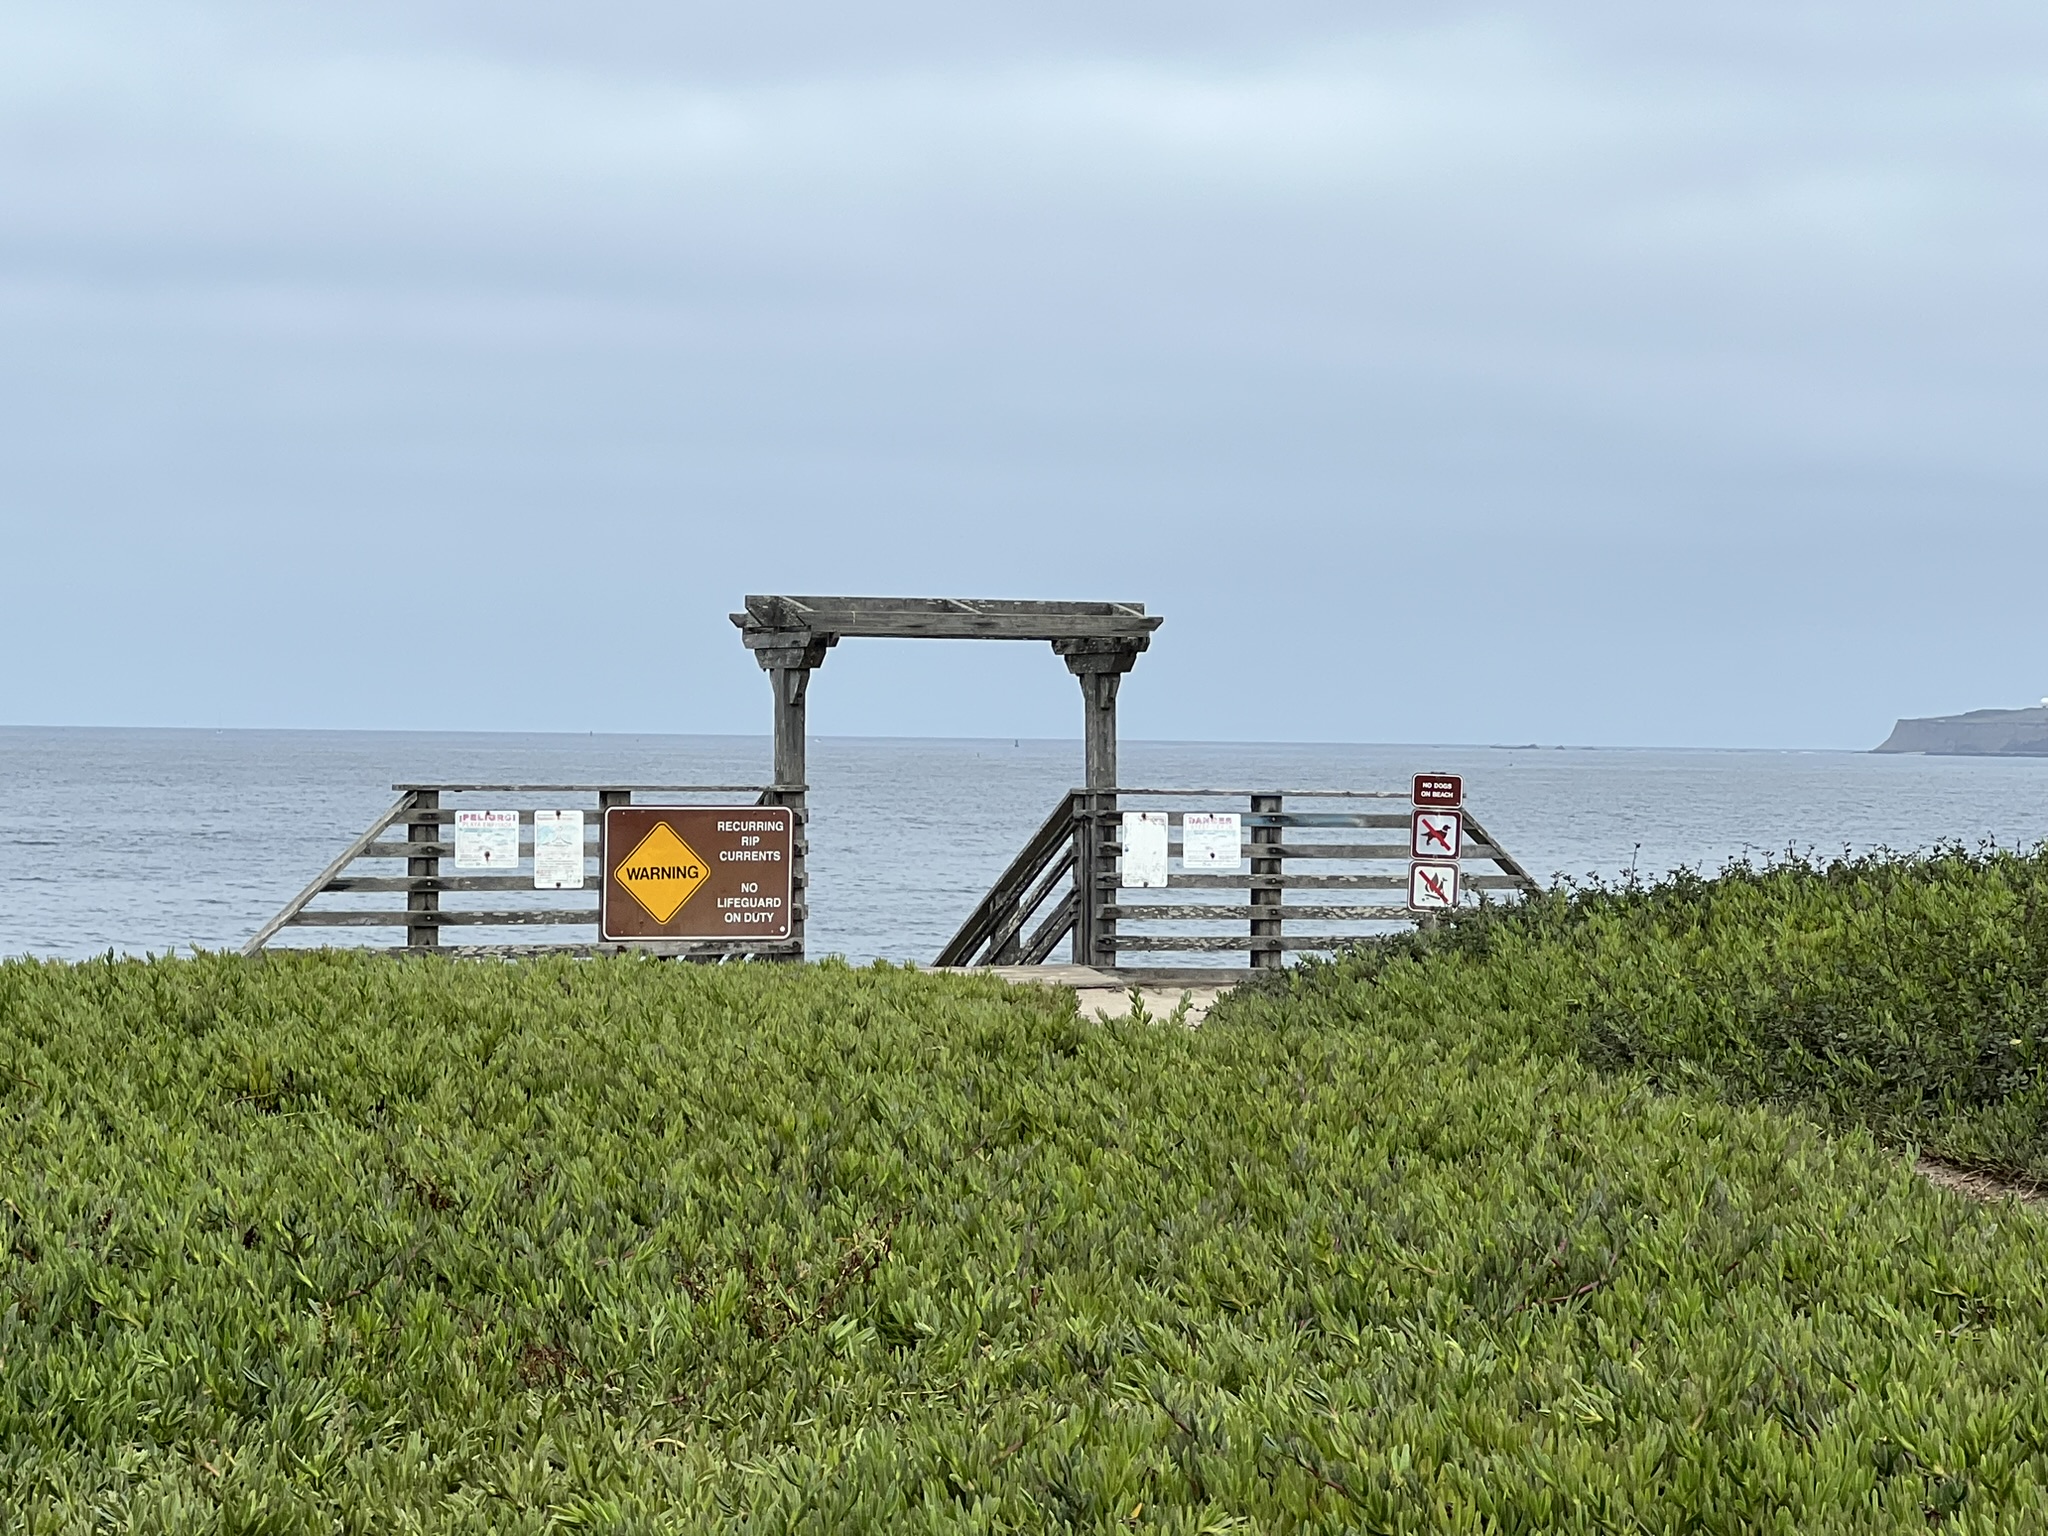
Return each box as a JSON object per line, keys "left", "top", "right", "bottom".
{"left": 1408, "top": 773, "right": 1464, "bottom": 919}
{"left": 601, "top": 806, "right": 794, "bottom": 943}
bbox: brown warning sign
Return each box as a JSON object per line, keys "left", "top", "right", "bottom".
{"left": 600, "top": 806, "right": 793, "bottom": 942}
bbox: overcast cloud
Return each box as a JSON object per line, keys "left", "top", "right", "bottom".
{"left": 3, "top": 2, "right": 2043, "bottom": 745}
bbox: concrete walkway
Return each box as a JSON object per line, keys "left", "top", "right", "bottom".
{"left": 947, "top": 964, "right": 1242, "bottom": 1026}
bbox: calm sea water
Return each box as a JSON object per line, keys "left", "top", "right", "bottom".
{"left": 5, "top": 726, "right": 2048, "bottom": 964}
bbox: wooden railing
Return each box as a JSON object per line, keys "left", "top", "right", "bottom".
{"left": 244, "top": 783, "right": 805, "bottom": 960}
{"left": 933, "top": 793, "right": 1083, "bottom": 967}
{"left": 254, "top": 780, "right": 1535, "bottom": 967}
{"left": 937, "top": 787, "right": 1539, "bottom": 970}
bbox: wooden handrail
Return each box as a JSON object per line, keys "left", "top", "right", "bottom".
{"left": 933, "top": 792, "right": 1081, "bottom": 966}
{"left": 241, "top": 792, "right": 415, "bottom": 955}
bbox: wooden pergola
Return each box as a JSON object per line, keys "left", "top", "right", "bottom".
{"left": 732, "top": 596, "right": 1163, "bottom": 954}
{"left": 733, "top": 594, "right": 1161, "bottom": 787}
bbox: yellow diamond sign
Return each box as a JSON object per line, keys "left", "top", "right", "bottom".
{"left": 612, "top": 821, "right": 709, "bottom": 925}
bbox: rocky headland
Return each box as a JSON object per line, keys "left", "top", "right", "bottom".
{"left": 1875, "top": 705, "right": 2048, "bottom": 755}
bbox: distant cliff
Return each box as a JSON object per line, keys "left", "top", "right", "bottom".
{"left": 1876, "top": 706, "right": 2048, "bottom": 755}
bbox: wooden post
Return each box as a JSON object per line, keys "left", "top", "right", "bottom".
{"left": 405, "top": 789, "right": 439, "bottom": 950}
{"left": 1077, "top": 672, "right": 1119, "bottom": 792}
{"left": 769, "top": 660, "right": 809, "bottom": 795}
{"left": 1057, "top": 640, "right": 1141, "bottom": 968}
{"left": 597, "top": 788, "right": 630, "bottom": 946}
{"left": 1250, "top": 792, "right": 1282, "bottom": 969}
{"left": 754, "top": 640, "right": 830, "bottom": 961}
{"left": 771, "top": 663, "right": 809, "bottom": 961}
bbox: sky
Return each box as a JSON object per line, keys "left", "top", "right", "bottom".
{"left": 2, "top": 1, "right": 2044, "bottom": 748}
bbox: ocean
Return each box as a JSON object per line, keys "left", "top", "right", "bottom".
{"left": 5, "top": 726, "right": 2048, "bottom": 964}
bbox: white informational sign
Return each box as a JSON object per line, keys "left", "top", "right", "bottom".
{"left": 1182, "top": 812, "right": 1242, "bottom": 870}
{"left": 532, "top": 810, "right": 584, "bottom": 890}
{"left": 1408, "top": 860, "right": 1460, "bottom": 911}
{"left": 1120, "top": 811, "right": 1170, "bottom": 888}
{"left": 453, "top": 809, "right": 520, "bottom": 870}
{"left": 1411, "top": 809, "right": 1462, "bottom": 861}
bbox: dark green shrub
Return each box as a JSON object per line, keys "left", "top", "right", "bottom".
{"left": 2, "top": 946, "right": 2047, "bottom": 1530}
{"left": 1290, "top": 845, "right": 2048, "bottom": 1178}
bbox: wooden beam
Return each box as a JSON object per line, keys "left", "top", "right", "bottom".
{"left": 407, "top": 790, "right": 440, "bottom": 950}
{"left": 240, "top": 792, "right": 414, "bottom": 955}
{"left": 326, "top": 875, "right": 584, "bottom": 893}
{"left": 390, "top": 784, "right": 769, "bottom": 795}
{"left": 733, "top": 595, "right": 1161, "bottom": 644}
{"left": 288, "top": 909, "right": 599, "bottom": 928}
{"left": 1100, "top": 904, "right": 1412, "bottom": 921}
{"left": 1090, "top": 788, "right": 1407, "bottom": 799}
{"left": 1249, "top": 793, "right": 1283, "bottom": 970}
{"left": 362, "top": 940, "right": 803, "bottom": 960}
{"left": 1108, "top": 935, "right": 1401, "bottom": 952}
{"left": 1460, "top": 810, "right": 1542, "bottom": 892}
{"left": 1108, "top": 872, "right": 1530, "bottom": 892}
{"left": 990, "top": 849, "right": 1077, "bottom": 964}
{"left": 1018, "top": 889, "right": 1080, "bottom": 965}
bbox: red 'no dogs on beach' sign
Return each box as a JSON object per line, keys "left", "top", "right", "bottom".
{"left": 1412, "top": 774, "right": 1462, "bottom": 808}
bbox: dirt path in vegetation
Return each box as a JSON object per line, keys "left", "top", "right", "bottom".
{"left": 1916, "top": 1156, "right": 2048, "bottom": 1209}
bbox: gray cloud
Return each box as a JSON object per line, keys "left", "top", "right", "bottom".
{"left": 3, "top": 2, "right": 2044, "bottom": 744}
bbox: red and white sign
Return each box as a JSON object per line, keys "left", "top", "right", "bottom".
{"left": 1408, "top": 861, "right": 1460, "bottom": 911}
{"left": 1411, "top": 808, "right": 1462, "bottom": 860}
{"left": 1413, "top": 773, "right": 1463, "bottom": 808}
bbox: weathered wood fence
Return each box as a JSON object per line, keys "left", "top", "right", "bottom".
{"left": 243, "top": 783, "right": 804, "bottom": 959}
{"left": 938, "top": 788, "right": 1537, "bottom": 970}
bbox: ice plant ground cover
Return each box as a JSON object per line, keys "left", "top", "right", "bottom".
{"left": 4, "top": 848, "right": 2048, "bottom": 1531}
{"left": 1346, "top": 844, "right": 2048, "bottom": 1182}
